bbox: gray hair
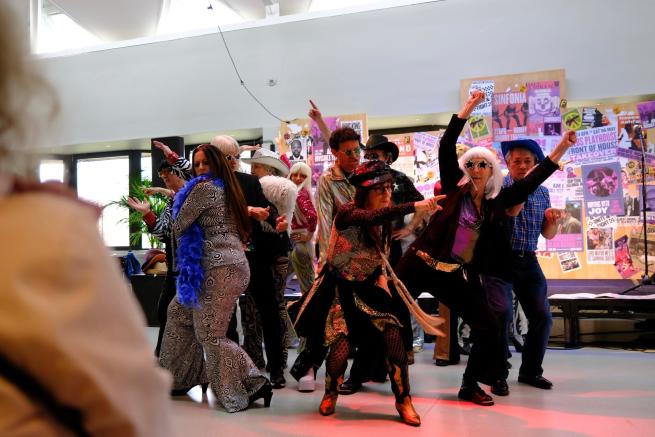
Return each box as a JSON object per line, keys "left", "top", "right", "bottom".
{"left": 504, "top": 148, "right": 537, "bottom": 163}
{"left": 457, "top": 146, "right": 503, "bottom": 199}
{"left": 210, "top": 135, "right": 240, "bottom": 156}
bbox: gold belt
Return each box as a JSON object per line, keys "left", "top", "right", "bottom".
{"left": 416, "top": 250, "right": 461, "bottom": 273}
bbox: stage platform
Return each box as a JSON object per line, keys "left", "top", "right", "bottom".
{"left": 546, "top": 279, "right": 655, "bottom": 348}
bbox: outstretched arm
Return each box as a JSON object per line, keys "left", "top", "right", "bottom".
{"left": 335, "top": 196, "right": 444, "bottom": 230}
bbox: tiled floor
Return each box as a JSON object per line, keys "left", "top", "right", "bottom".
{"left": 146, "top": 329, "right": 655, "bottom": 436}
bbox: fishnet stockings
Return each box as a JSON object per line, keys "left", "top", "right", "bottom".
{"left": 384, "top": 326, "right": 410, "bottom": 402}
{"left": 325, "top": 336, "right": 351, "bottom": 391}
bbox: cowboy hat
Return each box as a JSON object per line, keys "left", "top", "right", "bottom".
{"left": 242, "top": 148, "right": 289, "bottom": 176}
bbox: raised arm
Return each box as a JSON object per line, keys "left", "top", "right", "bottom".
{"left": 547, "top": 130, "right": 577, "bottom": 164}
{"left": 308, "top": 100, "right": 332, "bottom": 145}
{"left": 153, "top": 140, "right": 192, "bottom": 180}
{"left": 439, "top": 91, "right": 485, "bottom": 191}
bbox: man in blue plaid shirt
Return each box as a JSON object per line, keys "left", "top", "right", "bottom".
{"left": 485, "top": 139, "right": 563, "bottom": 396}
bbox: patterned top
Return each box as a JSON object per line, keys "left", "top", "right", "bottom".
{"left": 327, "top": 201, "right": 415, "bottom": 281}
{"left": 144, "top": 154, "right": 191, "bottom": 239}
{"left": 316, "top": 164, "right": 356, "bottom": 268}
{"left": 291, "top": 188, "right": 317, "bottom": 233}
{"left": 503, "top": 174, "right": 551, "bottom": 252}
{"left": 144, "top": 200, "right": 173, "bottom": 241}
{"left": 172, "top": 181, "right": 246, "bottom": 270}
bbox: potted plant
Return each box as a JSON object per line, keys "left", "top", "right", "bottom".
{"left": 110, "top": 176, "right": 169, "bottom": 248}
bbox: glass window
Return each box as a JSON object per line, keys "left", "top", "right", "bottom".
{"left": 141, "top": 153, "right": 153, "bottom": 183}
{"left": 77, "top": 156, "right": 130, "bottom": 247}
{"left": 39, "top": 159, "right": 65, "bottom": 183}
{"left": 157, "top": 0, "right": 245, "bottom": 36}
{"left": 36, "top": 0, "right": 102, "bottom": 54}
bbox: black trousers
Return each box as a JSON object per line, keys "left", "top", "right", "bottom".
{"left": 226, "top": 250, "right": 284, "bottom": 374}
{"left": 155, "top": 274, "right": 177, "bottom": 357}
{"left": 395, "top": 249, "right": 503, "bottom": 386}
{"left": 347, "top": 240, "right": 412, "bottom": 384}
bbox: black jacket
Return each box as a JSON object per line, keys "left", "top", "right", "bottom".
{"left": 234, "top": 171, "right": 286, "bottom": 257}
{"left": 406, "top": 115, "right": 558, "bottom": 281}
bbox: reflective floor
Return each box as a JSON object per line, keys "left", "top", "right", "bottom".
{"left": 146, "top": 328, "right": 655, "bottom": 436}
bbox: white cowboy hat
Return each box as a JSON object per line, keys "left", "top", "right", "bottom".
{"left": 242, "top": 148, "right": 289, "bottom": 176}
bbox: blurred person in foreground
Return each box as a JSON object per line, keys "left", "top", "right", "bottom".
{"left": 0, "top": 4, "right": 173, "bottom": 436}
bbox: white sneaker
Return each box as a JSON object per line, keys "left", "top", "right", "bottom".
{"left": 298, "top": 370, "right": 315, "bottom": 392}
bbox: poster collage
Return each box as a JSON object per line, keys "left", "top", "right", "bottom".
{"left": 277, "top": 69, "right": 654, "bottom": 280}
{"left": 460, "top": 70, "right": 655, "bottom": 280}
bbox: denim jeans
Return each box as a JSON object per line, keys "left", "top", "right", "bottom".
{"left": 484, "top": 253, "right": 552, "bottom": 378}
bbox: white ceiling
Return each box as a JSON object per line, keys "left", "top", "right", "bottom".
{"left": 48, "top": 0, "right": 313, "bottom": 41}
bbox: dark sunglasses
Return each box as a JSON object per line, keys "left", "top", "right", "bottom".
{"left": 465, "top": 160, "right": 489, "bottom": 170}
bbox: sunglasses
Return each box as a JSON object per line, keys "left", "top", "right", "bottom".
{"left": 340, "top": 147, "right": 362, "bottom": 158}
{"left": 225, "top": 154, "right": 240, "bottom": 162}
{"left": 464, "top": 160, "right": 490, "bottom": 170}
{"left": 371, "top": 183, "right": 393, "bottom": 194}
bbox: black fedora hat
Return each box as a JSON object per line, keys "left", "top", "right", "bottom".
{"left": 364, "top": 134, "right": 400, "bottom": 163}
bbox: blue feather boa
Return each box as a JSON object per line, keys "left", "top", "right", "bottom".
{"left": 173, "top": 174, "right": 224, "bottom": 308}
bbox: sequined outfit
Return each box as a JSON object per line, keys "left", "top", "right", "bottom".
{"left": 294, "top": 200, "right": 417, "bottom": 405}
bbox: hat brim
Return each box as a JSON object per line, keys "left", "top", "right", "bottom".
{"left": 242, "top": 156, "right": 290, "bottom": 176}
{"left": 141, "top": 253, "right": 167, "bottom": 273}
{"left": 351, "top": 172, "right": 393, "bottom": 188}
{"left": 365, "top": 141, "right": 400, "bottom": 163}
{"left": 500, "top": 140, "right": 546, "bottom": 162}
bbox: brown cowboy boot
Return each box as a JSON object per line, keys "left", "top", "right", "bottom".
{"left": 389, "top": 362, "right": 421, "bottom": 426}
{"left": 319, "top": 373, "right": 342, "bottom": 416}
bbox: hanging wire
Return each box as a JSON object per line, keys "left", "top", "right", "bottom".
{"left": 207, "top": 1, "right": 290, "bottom": 124}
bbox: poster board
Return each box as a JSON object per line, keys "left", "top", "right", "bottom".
{"left": 460, "top": 70, "right": 654, "bottom": 280}
{"left": 278, "top": 113, "right": 367, "bottom": 187}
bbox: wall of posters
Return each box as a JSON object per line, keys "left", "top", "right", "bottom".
{"left": 278, "top": 113, "right": 367, "bottom": 187}
{"left": 461, "top": 72, "right": 654, "bottom": 279}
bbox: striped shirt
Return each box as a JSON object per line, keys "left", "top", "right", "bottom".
{"left": 503, "top": 174, "right": 550, "bottom": 252}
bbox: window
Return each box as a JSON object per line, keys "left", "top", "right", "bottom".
{"left": 35, "top": 0, "right": 102, "bottom": 54}
{"left": 76, "top": 156, "right": 130, "bottom": 247}
{"left": 157, "top": 0, "right": 245, "bottom": 36}
{"left": 39, "top": 159, "right": 65, "bottom": 183}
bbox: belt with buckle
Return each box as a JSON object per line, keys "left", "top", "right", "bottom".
{"left": 415, "top": 250, "right": 462, "bottom": 273}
